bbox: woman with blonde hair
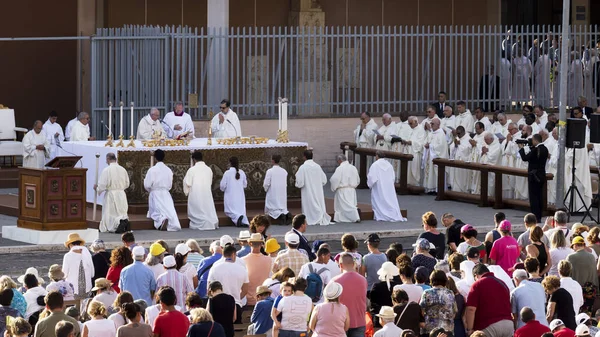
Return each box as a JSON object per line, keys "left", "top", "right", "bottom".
{"left": 185, "top": 239, "right": 205, "bottom": 269}
{"left": 4, "top": 317, "right": 31, "bottom": 337}
{"left": 83, "top": 301, "right": 117, "bottom": 337}
{"left": 548, "top": 230, "right": 573, "bottom": 276}
{"left": 0, "top": 276, "right": 26, "bottom": 317}
{"left": 309, "top": 282, "right": 350, "bottom": 336}
{"left": 188, "top": 308, "right": 227, "bottom": 337}
{"left": 587, "top": 227, "right": 600, "bottom": 256}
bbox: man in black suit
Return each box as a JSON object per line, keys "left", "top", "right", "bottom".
{"left": 518, "top": 134, "right": 549, "bottom": 222}
{"left": 570, "top": 96, "right": 593, "bottom": 119}
{"left": 432, "top": 91, "right": 448, "bottom": 118}
{"left": 291, "top": 214, "right": 316, "bottom": 261}
{"left": 479, "top": 65, "right": 500, "bottom": 112}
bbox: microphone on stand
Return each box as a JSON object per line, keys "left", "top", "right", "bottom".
{"left": 159, "top": 119, "right": 175, "bottom": 138}
{"left": 100, "top": 120, "right": 111, "bottom": 135}
{"left": 226, "top": 119, "right": 240, "bottom": 137}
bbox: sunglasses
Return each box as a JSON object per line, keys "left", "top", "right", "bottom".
{"left": 220, "top": 106, "right": 227, "bottom": 110}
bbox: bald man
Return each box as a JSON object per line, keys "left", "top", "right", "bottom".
{"left": 374, "top": 113, "right": 396, "bottom": 151}
{"left": 22, "top": 120, "right": 50, "bottom": 169}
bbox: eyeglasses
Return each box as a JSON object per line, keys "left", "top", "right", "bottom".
{"left": 220, "top": 106, "right": 227, "bottom": 110}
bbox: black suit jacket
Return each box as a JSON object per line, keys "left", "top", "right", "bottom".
{"left": 432, "top": 102, "right": 448, "bottom": 118}
{"left": 518, "top": 144, "right": 549, "bottom": 182}
{"left": 293, "top": 228, "right": 316, "bottom": 261}
{"left": 570, "top": 106, "right": 593, "bottom": 119}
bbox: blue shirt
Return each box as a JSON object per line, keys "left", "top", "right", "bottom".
{"left": 251, "top": 297, "right": 274, "bottom": 334}
{"left": 510, "top": 280, "right": 549, "bottom": 328}
{"left": 195, "top": 253, "right": 222, "bottom": 298}
{"left": 237, "top": 245, "right": 251, "bottom": 258}
{"left": 119, "top": 261, "right": 156, "bottom": 306}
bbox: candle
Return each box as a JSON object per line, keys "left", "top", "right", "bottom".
{"left": 150, "top": 153, "right": 154, "bottom": 167}
{"left": 108, "top": 102, "right": 112, "bottom": 137}
{"left": 278, "top": 98, "right": 282, "bottom": 131}
{"left": 283, "top": 100, "right": 288, "bottom": 131}
{"left": 130, "top": 102, "right": 134, "bottom": 137}
{"left": 119, "top": 102, "right": 124, "bottom": 136}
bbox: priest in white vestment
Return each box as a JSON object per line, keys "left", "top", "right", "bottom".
{"left": 500, "top": 123, "right": 520, "bottom": 198}
{"left": 22, "top": 121, "right": 50, "bottom": 169}
{"left": 367, "top": 152, "right": 406, "bottom": 222}
{"left": 512, "top": 52, "right": 532, "bottom": 104}
{"left": 514, "top": 125, "right": 533, "bottom": 200}
{"left": 422, "top": 118, "right": 449, "bottom": 193}
{"left": 491, "top": 113, "right": 512, "bottom": 137}
{"left": 70, "top": 112, "right": 93, "bottom": 141}
{"left": 65, "top": 116, "right": 84, "bottom": 141}
{"left": 330, "top": 154, "right": 360, "bottom": 223}
{"left": 455, "top": 102, "right": 475, "bottom": 134}
{"left": 534, "top": 54, "right": 552, "bottom": 108}
{"left": 144, "top": 149, "right": 180, "bottom": 231}
{"left": 137, "top": 108, "right": 165, "bottom": 140}
{"left": 295, "top": 150, "right": 331, "bottom": 226}
{"left": 42, "top": 111, "right": 64, "bottom": 161}
{"left": 449, "top": 126, "right": 472, "bottom": 193}
{"left": 480, "top": 132, "right": 502, "bottom": 196}
{"left": 263, "top": 154, "right": 290, "bottom": 221}
{"left": 545, "top": 129, "right": 559, "bottom": 205}
{"left": 184, "top": 151, "right": 219, "bottom": 230}
{"left": 400, "top": 117, "right": 426, "bottom": 186}
{"left": 211, "top": 99, "right": 242, "bottom": 138}
{"left": 220, "top": 157, "right": 249, "bottom": 227}
{"left": 534, "top": 106, "right": 548, "bottom": 130}
{"left": 473, "top": 108, "right": 492, "bottom": 133}
{"left": 373, "top": 113, "right": 396, "bottom": 151}
{"left": 391, "top": 112, "right": 413, "bottom": 182}
{"left": 469, "top": 122, "right": 486, "bottom": 194}
{"left": 420, "top": 106, "right": 438, "bottom": 131}
{"left": 441, "top": 106, "right": 457, "bottom": 146}
{"left": 163, "top": 102, "right": 195, "bottom": 139}
{"left": 95, "top": 153, "right": 129, "bottom": 233}
{"left": 353, "top": 112, "right": 378, "bottom": 170}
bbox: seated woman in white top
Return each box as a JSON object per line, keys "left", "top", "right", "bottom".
{"left": 91, "top": 279, "right": 118, "bottom": 313}
{"left": 220, "top": 156, "right": 249, "bottom": 227}
{"left": 83, "top": 301, "right": 117, "bottom": 337}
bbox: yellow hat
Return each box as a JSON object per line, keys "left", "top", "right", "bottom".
{"left": 572, "top": 236, "right": 585, "bottom": 245}
{"left": 265, "top": 238, "right": 280, "bottom": 254}
{"left": 150, "top": 242, "right": 166, "bottom": 256}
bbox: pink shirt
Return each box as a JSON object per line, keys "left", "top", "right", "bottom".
{"left": 331, "top": 271, "right": 367, "bottom": 329}
{"left": 489, "top": 236, "right": 520, "bottom": 277}
{"left": 243, "top": 252, "right": 273, "bottom": 305}
{"left": 312, "top": 302, "right": 348, "bottom": 337}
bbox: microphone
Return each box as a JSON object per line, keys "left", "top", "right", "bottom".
{"left": 226, "top": 119, "right": 240, "bottom": 137}
{"left": 100, "top": 120, "right": 111, "bottom": 135}
{"left": 159, "top": 119, "right": 175, "bottom": 138}
{"left": 54, "top": 137, "right": 83, "bottom": 168}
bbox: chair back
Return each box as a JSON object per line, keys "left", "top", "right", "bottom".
{"left": 0, "top": 109, "right": 17, "bottom": 140}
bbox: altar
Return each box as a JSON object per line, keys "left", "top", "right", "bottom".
{"left": 59, "top": 138, "right": 308, "bottom": 205}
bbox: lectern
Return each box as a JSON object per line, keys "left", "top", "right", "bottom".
{"left": 17, "top": 156, "right": 88, "bottom": 231}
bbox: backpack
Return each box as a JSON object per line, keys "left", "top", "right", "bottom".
{"left": 304, "top": 264, "right": 327, "bottom": 302}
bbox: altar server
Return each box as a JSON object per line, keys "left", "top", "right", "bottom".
{"left": 137, "top": 108, "right": 165, "bottom": 140}
{"left": 163, "top": 102, "right": 194, "bottom": 139}
{"left": 400, "top": 116, "right": 426, "bottom": 186}
{"left": 211, "top": 99, "right": 242, "bottom": 138}
{"left": 94, "top": 153, "right": 130, "bottom": 233}
{"left": 22, "top": 120, "right": 49, "bottom": 169}
{"left": 295, "top": 150, "right": 331, "bottom": 226}
{"left": 330, "top": 154, "right": 360, "bottom": 223}
{"left": 42, "top": 111, "right": 64, "bottom": 161}
{"left": 353, "top": 111, "right": 378, "bottom": 170}
{"left": 367, "top": 151, "right": 406, "bottom": 222}
{"left": 263, "top": 154, "right": 290, "bottom": 222}
{"left": 70, "top": 112, "right": 93, "bottom": 141}
{"left": 184, "top": 151, "right": 219, "bottom": 230}
{"left": 220, "top": 156, "right": 249, "bottom": 227}
{"left": 480, "top": 132, "right": 502, "bottom": 196}
{"left": 450, "top": 126, "right": 472, "bottom": 193}
{"left": 144, "top": 150, "right": 180, "bottom": 231}
{"left": 422, "top": 118, "right": 449, "bottom": 193}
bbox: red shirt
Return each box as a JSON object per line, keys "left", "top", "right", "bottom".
{"left": 554, "top": 328, "right": 576, "bottom": 337}
{"left": 331, "top": 271, "right": 367, "bottom": 329}
{"left": 153, "top": 310, "right": 190, "bottom": 337}
{"left": 106, "top": 265, "right": 123, "bottom": 293}
{"left": 514, "top": 320, "right": 550, "bottom": 337}
{"left": 465, "top": 272, "right": 512, "bottom": 330}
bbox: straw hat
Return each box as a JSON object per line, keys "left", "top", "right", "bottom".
{"left": 324, "top": 282, "right": 343, "bottom": 300}
{"left": 249, "top": 233, "right": 264, "bottom": 243}
{"left": 17, "top": 267, "right": 45, "bottom": 285}
{"left": 64, "top": 233, "right": 85, "bottom": 248}
{"left": 47, "top": 264, "right": 65, "bottom": 281}
{"left": 91, "top": 278, "right": 112, "bottom": 291}
{"left": 238, "top": 230, "right": 251, "bottom": 241}
{"left": 256, "top": 285, "right": 272, "bottom": 296}
{"left": 376, "top": 306, "right": 397, "bottom": 319}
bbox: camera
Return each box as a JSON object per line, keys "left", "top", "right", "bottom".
{"left": 515, "top": 138, "right": 533, "bottom": 146}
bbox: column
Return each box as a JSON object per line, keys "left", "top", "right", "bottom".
{"left": 207, "top": 0, "right": 229, "bottom": 110}
{"left": 77, "top": 0, "right": 98, "bottom": 114}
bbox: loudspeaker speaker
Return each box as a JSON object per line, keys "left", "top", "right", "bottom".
{"left": 566, "top": 118, "right": 587, "bottom": 148}
{"left": 590, "top": 114, "right": 600, "bottom": 144}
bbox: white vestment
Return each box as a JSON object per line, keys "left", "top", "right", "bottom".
{"left": 220, "top": 167, "right": 249, "bottom": 226}
{"left": 263, "top": 165, "right": 288, "bottom": 219}
{"left": 295, "top": 160, "right": 331, "bottom": 226}
{"left": 480, "top": 138, "right": 502, "bottom": 196}
{"left": 401, "top": 125, "right": 426, "bottom": 186}
{"left": 70, "top": 121, "right": 90, "bottom": 141}
{"left": 65, "top": 117, "right": 85, "bottom": 141}
{"left": 544, "top": 137, "right": 559, "bottom": 205}
{"left": 456, "top": 111, "right": 475, "bottom": 134}
{"left": 392, "top": 121, "right": 413, "bottom": 182}
{"left": 536, "top": 111, "right": 549, "bottom": 131}
{"left": 137, "top": 115, "right": 165, "bottom": 140}
{"left": 144, "top": 162, "right": 180, "bottom": 231}
{"left": 534, "top": 55, "right": 552, "bottom": 108}
{"left": 473, "top": 116, "right": 492, "bottom": 133}
{"left": 514, "top": 135, "right": 532, "bottom": 200}
{"left": 183, "top": 162, "right": 219, "bottom": 230}
{"left": 211, "top": 110, "right": 242, "bottom": 138}
{"left": 163, "top": 112, "right": 195, "bottom": 139}
{"left": 500, "top": 133, "right": 520, "bottom": 199}
{"left": 374, "top": 122, "right": 396, "bottom": 151}
{"left": 450, "top": 133, "right": 473, "bottom": 193}
{"left": 491, "top": 120, "right": 513, "bottom": 138}
{"left": 565, "top": 148, "right": 593, "bottom": 211}
{"left": 367, "top": 159, "right": 406, "bottom": 222}
{"left": 499, "top": 58, "right": 512, "bottom": 104}
{"left": 568, "top": 60, "right": 584, "bottom": 107}
{"left": 422, "top": 128, "right": 449, "bottom": 192}
{"left": 470, "top": 133, "right": 486, "bottom": 194}
{"left": 22, "top": 130, "right": 50, "bottom": 169}
{"left": 353, "top": 119, "right": 378, "bottom": 170}
{"left": 42, "top": 119, "right": 64, "bottom": 161}
{"left": 97, "top": 163, "right": 130, "bottom": 233}
{"left": 330, "top": 161, "right": 360, "bottom": 223}
{"left": 441, "top": 115, "right": 457, "bottom": 147}
{"left": 512, "top": 56, "right": 532, "bottom": 103}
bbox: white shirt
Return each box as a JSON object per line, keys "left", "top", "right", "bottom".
{"left": 561, "top": 276, "right": 584, "bottom": 315}
{"left": 277, "top": 294, "right": 313, "bottom": 331}
{"left": 23, "top": 286, "right": 47, "bottom": 319}
{"left": 393, "top": 284, "right": 422, "bottom": 304}
{"left": 298, "top": 262, "right": 332, "bottom": 304}
{"left": 207, "top": 260, "right": 249, "bottom": 306}
{"left": 83, "top": 319, "right": 117, "bottom": 337}
{"left": 549, "top": 247, "right": 574, "bottom": 276}
{"left": 93, "top": 291, "right": 118, "bottom": 311}
{"left": 374, "top": 322, "right": 404, "bottom": 337}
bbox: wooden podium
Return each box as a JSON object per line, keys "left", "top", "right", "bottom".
{"left": 17, "top": 157, "right": 88, "bottom": 231}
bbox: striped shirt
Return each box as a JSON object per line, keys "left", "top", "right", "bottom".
{"left": 156, "top": 269, "right": 194, "bottom": 310}
{"left": 186, "top": 252, "right": 205, "bottom": 270}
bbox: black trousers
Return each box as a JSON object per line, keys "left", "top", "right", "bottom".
{"left": 528, "top": 176, "right": 544, "bottom": 223}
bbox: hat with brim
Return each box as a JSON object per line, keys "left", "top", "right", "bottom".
{"left": 238, "top": 230, "right": 251, "bottom": 241}
{"left": 376, "top": 306, "right": 397, "bottom": 319}
{"left": 64, "top": 232, "right": 85, "bottom": 248}
{"left": 17, "top": 267, "right": 45, "bottom": 285}
{"left": 249, "top": 233, "right": 264, "bottom": 243}
{"left": 256, "top": 285, "right": 272, "bottom": 296}
{"left": 47, "top": 264, "right": 64, "bottom": 281}
{"left": 91, "top": 278, "right": 112, "bottom": 291}
{"left": 324, "top": 282, "right": 344, "bottom": 300}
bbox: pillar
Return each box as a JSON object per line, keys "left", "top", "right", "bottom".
{"left": 77, "top": 0, "right": 97, "bottom": 114}
{"left": 207, "top": 0, "right": 229, "bottom": 110}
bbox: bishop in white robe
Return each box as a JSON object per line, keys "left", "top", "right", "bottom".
{"left": 95, "top": 153, "right": 130, "bottom": 233}
{"left": 392, "top": 113, "right": 415, "bottom": 182}
{"left": 144, "top": 150, "right": 180, "bottom": 231}
{"left": 449, "top": 126, "right": 472, "bottom": 193}
{"left": 480, "top": 132, "right": 502, "bottom": 196}
{"left": 137, "top": 108, "right": 165, "bottom": 140}
{"left": 220, "top": 161, "right": 249, "bottom": 227}
{"left": 211, "top": 101, "right": 242, "bottom": 138}
{"left": 64, "top": 116, "right": 80, "bottom": 141}
{"left": 374, "top": 114, "right": 396, "bottom": 151}
{"left": 400, "top": 117, "right": 426, "bottom": 186}
{"left": 534, "top": 106, "right": 549, "bottom": 131}
{"left": 22, "top": 121, "right": 50, "bottom": 169}
{"left": 184, "top": 152, "right": 219, "bottom": 230}
{"left": 420, "top": 107, "right": 438, "bottom": 132}
{"left": 367, "top": 153, "right": 406, "bottom": 222}
{"left": 295, "top": 152, "right": 331, "bottom": 226}
{"left": 42, "top": 113, "right": 64, "bottom": 161}
{"left": 263, "top": 155, "right": 289, "bottom": 220}
{"left": 70, "top": 112, "right": 92, "bottom": 141}
{"left": 491, "top": 113, "right": 512, "bottom": 137}
{"left": 500, "top": 124, "right": 520, "bottom": 198}
{"left": 330, "top": 155, "right": 360, "bottom": 223}
{"left": 164, "top": 103, "right": 195, "bottom": 139}
{"left": 422, "top": 118, "right": 449, "bottom": 193}
{"left": 353, "top": 112, "right": 378, "bottom": 170}
{"left": 441, "top": 106, "right": 457, "bottom": 147}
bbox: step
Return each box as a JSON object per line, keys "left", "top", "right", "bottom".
{"left": 126, "top": 199, "right": 304, "bottom": 215}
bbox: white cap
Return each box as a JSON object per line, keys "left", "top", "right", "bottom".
{"left": 577, "top": 313, "right": 591, "bottom": 325}
{"left": 163, "top": 255, "right": 176, "bottom": 268}
{"left": 550, "top": 319, "right": 565, "bottom": 331}
{"left": 132, "top": 246, "right": 145, "bottom": 257}
{"left": 220, "top": 235, "right": 234, "bottom": 247}
{"left": 284, "top": 232, "right": 300, "bottom": 244}
{"left": 576, "top": 324, "right": 590, "bottom": 336}
{"left": 175, "top": 243, "right": 190, "bottom": 256}
{"left": 238, "top": 230, "right": 251, "bottom": 240}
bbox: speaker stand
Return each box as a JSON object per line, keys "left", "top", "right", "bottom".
{"left": 563, "top": 149, "right": 599, "bottom": 224}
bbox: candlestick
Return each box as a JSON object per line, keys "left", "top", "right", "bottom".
{"left": 130, "top": 102, "right": 134, "bottom": 137}
{"left": 282, "top": 99, "right": 288, "bottom": 131}
{"left": 115, "top": 134, "right": 124, "bottom": 147}
{"left": 278, "top": 98, "right": 282, "bottom": 131}
{"left": 127, "top": 135, "right": 136, "bottom": 148}
{"left": 119, "top": 101, "right": 124, "bottom": 136}
{"left": 108, "top": 101, "right": 112, "bottom": 137}
{"left": 207, "top": 109, "right": 214, "bottom": 146}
